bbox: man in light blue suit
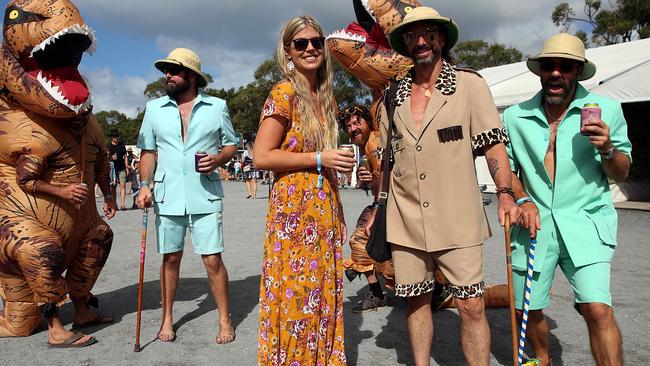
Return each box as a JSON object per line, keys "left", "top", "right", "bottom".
{"left": 136, "top": 48, "right": 238, "bottom": 345}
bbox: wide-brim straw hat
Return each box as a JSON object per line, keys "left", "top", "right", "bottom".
{"left": 389, "top": 6, "right": 459, "bottom": 57}
{"left": 526, "top": 33, "right": 597, "bottom": 81}
{"left": 154, "top": 48, "right": 209, "bottom": 88}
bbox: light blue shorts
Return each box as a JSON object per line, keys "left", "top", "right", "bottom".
{"left": 513, "top": 225, "right": 612, "bottom": 310}
{"left": 155, "top": 212, "right": 224, "bottom": 255}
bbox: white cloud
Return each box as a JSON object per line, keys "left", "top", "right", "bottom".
{"left": 82, "top": 67, "right": 148, "bottom": 117}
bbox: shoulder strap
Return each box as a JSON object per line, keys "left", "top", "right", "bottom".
{"left": 377, "top": 81, "right": 399, "bottom": 206}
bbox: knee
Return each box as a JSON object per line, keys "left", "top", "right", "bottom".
{"left": 580, "top": 303, "right": 613, "bottom": 324}
{"left": 407, "top": 293, "right": 431, "bottom": 312}
{"left": 203, "top": 254, "right": 225, "bottom": 273}
{"left": 455, "top": 296, "right": 485, "bottom": 321}
{"left": 162, "top": 252, "right": 183, "bottom": 267}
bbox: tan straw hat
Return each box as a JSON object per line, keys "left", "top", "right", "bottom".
{"left": 527, "top": 33, "right": 597, "bottom": 81}
{"left": 154, "top": 48, "right": 209, "bottom": 87}
{"left": 389, "top": 6, "right": 459, "bottom": 57}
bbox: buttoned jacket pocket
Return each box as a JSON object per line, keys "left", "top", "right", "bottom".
{"left": 391, "top": 137, "right": 407, "bottom": 177}
{"left": 202, "top": 172, "right": 223, "bottom": 201}
{"left": 584, "top": 207, "right": 617, "bottom": 246}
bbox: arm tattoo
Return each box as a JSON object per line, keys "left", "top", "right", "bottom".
{"left": 487, "top": 158, "right": 500, "bottom": 177}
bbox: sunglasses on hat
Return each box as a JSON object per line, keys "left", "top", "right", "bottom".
{"left": 539, "top": 61, "right": 578, "bottom": 73}
{"left": 290, "top": 37, "right": 325, "bottom": 51}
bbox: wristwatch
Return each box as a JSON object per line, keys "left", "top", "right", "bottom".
{"left": 600, "top": 147, "right": 616, "bottom": 160}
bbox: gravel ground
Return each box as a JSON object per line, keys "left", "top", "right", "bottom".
{"left": 1, "top": 181, "right": 648, "bottom": 365}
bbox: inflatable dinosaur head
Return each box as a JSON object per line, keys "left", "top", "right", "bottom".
{"left": 326, "top": 0, "right": 419, "bottom": 96}
{"left": 0, "top": 0, "right": 95, "bottom": 118}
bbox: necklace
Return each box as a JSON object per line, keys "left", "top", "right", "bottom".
{"left": 543, "top": 102, "right": 567, "bottom": 122}
{"left": 413, "top": 79, "right": 437, "bottom": 97}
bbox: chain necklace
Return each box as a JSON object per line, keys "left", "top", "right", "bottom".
{"left": 413, "top": 79, "right": 437, "bottom": 97}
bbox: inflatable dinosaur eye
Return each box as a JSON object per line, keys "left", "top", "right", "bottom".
{"left": 404, "top": 7, "right": 413, "bottom": 13}
{"left": 9, "top": 10, "right": 19, "bottom": 20}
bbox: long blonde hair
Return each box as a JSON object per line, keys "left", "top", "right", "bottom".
{"left": 276, "top": 15, "right": 338, "bottom": 151}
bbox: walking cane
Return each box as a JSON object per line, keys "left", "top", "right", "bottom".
{"left": 504, "top": 213, "right": 518, "bottom": 366}
{"left": 134, "top": 207, "right": 149, "bottom": 352}
{"left": 518, "top": 238, "right": 539, "bottom": 366}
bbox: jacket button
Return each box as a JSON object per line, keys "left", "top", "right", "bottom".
{"left": 423, "top": 201, "right": 429, "bottom": 208}
{"left": 420, "top": 173, "right": 426, "bottom": 180}
{"left": 416, "top": 145, "right": 422, "bottom": 151}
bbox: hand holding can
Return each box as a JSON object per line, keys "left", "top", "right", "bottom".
{"left": 195, "top": 151, "right": 208, "bottom": 172}
{"left": 580, "top": 103, "right": 601, "bottom": 136}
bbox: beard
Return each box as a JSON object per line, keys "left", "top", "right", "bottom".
{"left": 543, "top": 75, "right": 578, "bottom": 105}
{"left": 166, "top": 78, "right": 191, "bottom": 97}
{"left": 412, "top": 44, "right": 441, "bottom": 65}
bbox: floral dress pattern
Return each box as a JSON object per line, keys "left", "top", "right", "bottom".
{"left": 257, "top": 81, "right": 347, "bottom": 366}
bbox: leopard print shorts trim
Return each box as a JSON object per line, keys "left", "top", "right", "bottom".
{"left": 471, "top": 127, "right": 510, "bottom": 154}
{"left": 395, "top": 279, "right": 436, "bottom": 297}
{"left": 448, "top": 281, "right": 485, "bottom": 299}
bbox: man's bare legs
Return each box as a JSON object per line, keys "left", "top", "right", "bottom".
{"left": 455, "top": 296, "right": 490, "bottom": 366}
{"left": 46, "top": 311, "right": 95, "bottom": 346}
{"left": 158, "top": 251, "right": 182, "bottom": 342}
{"left": 516, "top": 309, "right": 550, "bottom": 366}
{"left": 202, "top": 253, "right": 235, "bottom": 344}
{"left": 406, "top": 293, "right": 433, "bottom": 366}
{"left": 580, "top": 303, "right": 622, "bottom": 366}
{"left": 119, "top": 180, "right": 127, "bottom": 209}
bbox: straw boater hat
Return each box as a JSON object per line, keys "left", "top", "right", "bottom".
{"left": 154, "top": 48, "right": 209, "bottom": 88}
{"left": 388, "top": 6, "right": 460, "bottom": 57}
{"left": 526, "top": 33, "right": 597, "bottom": 81}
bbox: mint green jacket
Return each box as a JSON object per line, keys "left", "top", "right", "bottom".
{"left": 137, "top": 93, "right": 239, "bottom": 216}
{"left": 503, "top": 84, "right": 632, "bottom": 272}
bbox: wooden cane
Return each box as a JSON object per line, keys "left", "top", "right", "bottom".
{"left": 134, "top": 207, "right": 149, "bottom": 352}
{"left": 504, "top": 213, "right": 518, "bottom": 366}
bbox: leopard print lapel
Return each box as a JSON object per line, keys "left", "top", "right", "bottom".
{"left": 393, "top": 59, "right": 457, "bottom": 108}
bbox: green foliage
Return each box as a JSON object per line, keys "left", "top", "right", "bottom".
{"left": 552, "top": 0, "right": 649, "bottom": 45}
{"left": 452, "top": 40, "right": 523, "bottom": 70}
{"left": 95, "top": 110, "right": 142, "bottom": 145}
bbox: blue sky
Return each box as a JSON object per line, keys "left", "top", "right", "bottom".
{"left": 4, "top": 0, "right": 590, "bottom": 117}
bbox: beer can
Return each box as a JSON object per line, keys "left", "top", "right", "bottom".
{"left": 360, "top": 155, "right": 369, "bottom": 170}
{"left": 195, "top": 151, "right": 208, "bottom": 172}
{"left": 580, "top": 103, "right": 601, "bottom": 136}
{"left": 338, "top": 144, "right": 354, "bottom": 155}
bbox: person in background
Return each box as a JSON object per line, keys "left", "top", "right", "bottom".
{"left": 108, "top": 129, "right": 128, "bottom": 210}
{"left": 504, "top": 33, "right": 631, "bottom": 366}
{"left": 254, "top": 15, "right": 354, "bottom": 365}
{"left": 242, "top": 142, "right": 260, "bottom": 199}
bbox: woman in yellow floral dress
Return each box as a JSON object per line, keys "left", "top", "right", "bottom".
{"left": 253, "top": 15, "right": 356, "bottom": 366}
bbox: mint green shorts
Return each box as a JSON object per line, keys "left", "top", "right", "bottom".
{"left": 155, "top": 212, "right": 224, "bottom": 255}
{"left": 513, "top": 226, "right": 612, "bottom": 310}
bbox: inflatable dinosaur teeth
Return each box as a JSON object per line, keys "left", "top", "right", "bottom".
{"left": 1, "top": 1, "right": 95, "bottom": 118}
{"left": 327, "top": 29, "right": 367, "bottom": 43}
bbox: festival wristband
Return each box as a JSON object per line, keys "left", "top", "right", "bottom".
{"left": 316, "top": 151, "right": 323, "bottom": 189}
{"left": 139, "top": 180, "right": 151, "bottom": 188}
{"left": 516, "top": 196, "right": 533, "bottom": 206}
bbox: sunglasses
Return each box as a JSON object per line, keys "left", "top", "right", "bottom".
{"left": 162, "top": 65, "right": 184, "bottom": 76}
{"left": 539, "top": 61, "right": 578, "bottom": 73}
{"left": 337, "top": 105, "right": 369, "bottom": 125}
{"left": 290, "top": 37, "right": 325, "bottom": 51}
{"left": 403, "top": 28, "right": 439, "bottom": 44}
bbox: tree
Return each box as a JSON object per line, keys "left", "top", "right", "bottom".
{"left": 552, "top": 0, "right": 650, "bottom": 45}
{"left": 452, "top": 40, "right": 523, "bottom": 70}
{"left": 95, "top": 110, "right": 141, "bottom": 144}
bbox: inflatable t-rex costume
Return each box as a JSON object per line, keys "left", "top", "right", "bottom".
{"left": 0, "top": 0, "right": 114, "bottom": 337}
{"left": 328, "top": 0, "right": 510, "bottom": 308}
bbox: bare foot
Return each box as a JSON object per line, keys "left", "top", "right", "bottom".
{"left": 48, "top": 328, "right": 95, "bottom": 347}
{"left": 73, "top": 310, "right": 113, "bottom": 328}
{"left": 157, "top": 321, "right": 176, "bottom": 342}
{"left": 215, "top": 320, "right": 235, "bottom": 344}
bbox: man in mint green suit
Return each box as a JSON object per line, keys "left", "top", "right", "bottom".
{"left": 504, "top": 34, "right": 631, "bottom": 366}
{"left": 136, "top": 48, "right": 238, "bottom": 345}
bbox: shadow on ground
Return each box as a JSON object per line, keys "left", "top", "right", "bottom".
{"left": 55, "top": 275, "right": 260, "bottom": 338}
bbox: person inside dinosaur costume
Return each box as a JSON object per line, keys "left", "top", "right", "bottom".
{"left": 327, "top": 0, "right": 510, "bottom": 311}
{"left": 0, "top": 0, "right": 117, "bottom": 348}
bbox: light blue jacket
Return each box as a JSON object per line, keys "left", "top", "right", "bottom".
{"left": 504, "top": 84, "right": 632, "bottom": 272}
{"left": 137, "top": 93, "right": 239, "bottom": 216}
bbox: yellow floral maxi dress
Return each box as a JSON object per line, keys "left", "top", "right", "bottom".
{"left": 257, "top": 81, "right": 347, "bottom": 366}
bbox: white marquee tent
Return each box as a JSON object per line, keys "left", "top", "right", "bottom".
{"left": 474, "top": 38, "right": 650, "bottom": 199}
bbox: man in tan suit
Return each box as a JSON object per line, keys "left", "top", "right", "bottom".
{"left": 367, "top": 7, "right": 519, "bottom": 366}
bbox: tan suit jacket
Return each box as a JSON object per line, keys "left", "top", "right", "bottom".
{"left": 379, "top": 66, "right": 508, "bottom": 252}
